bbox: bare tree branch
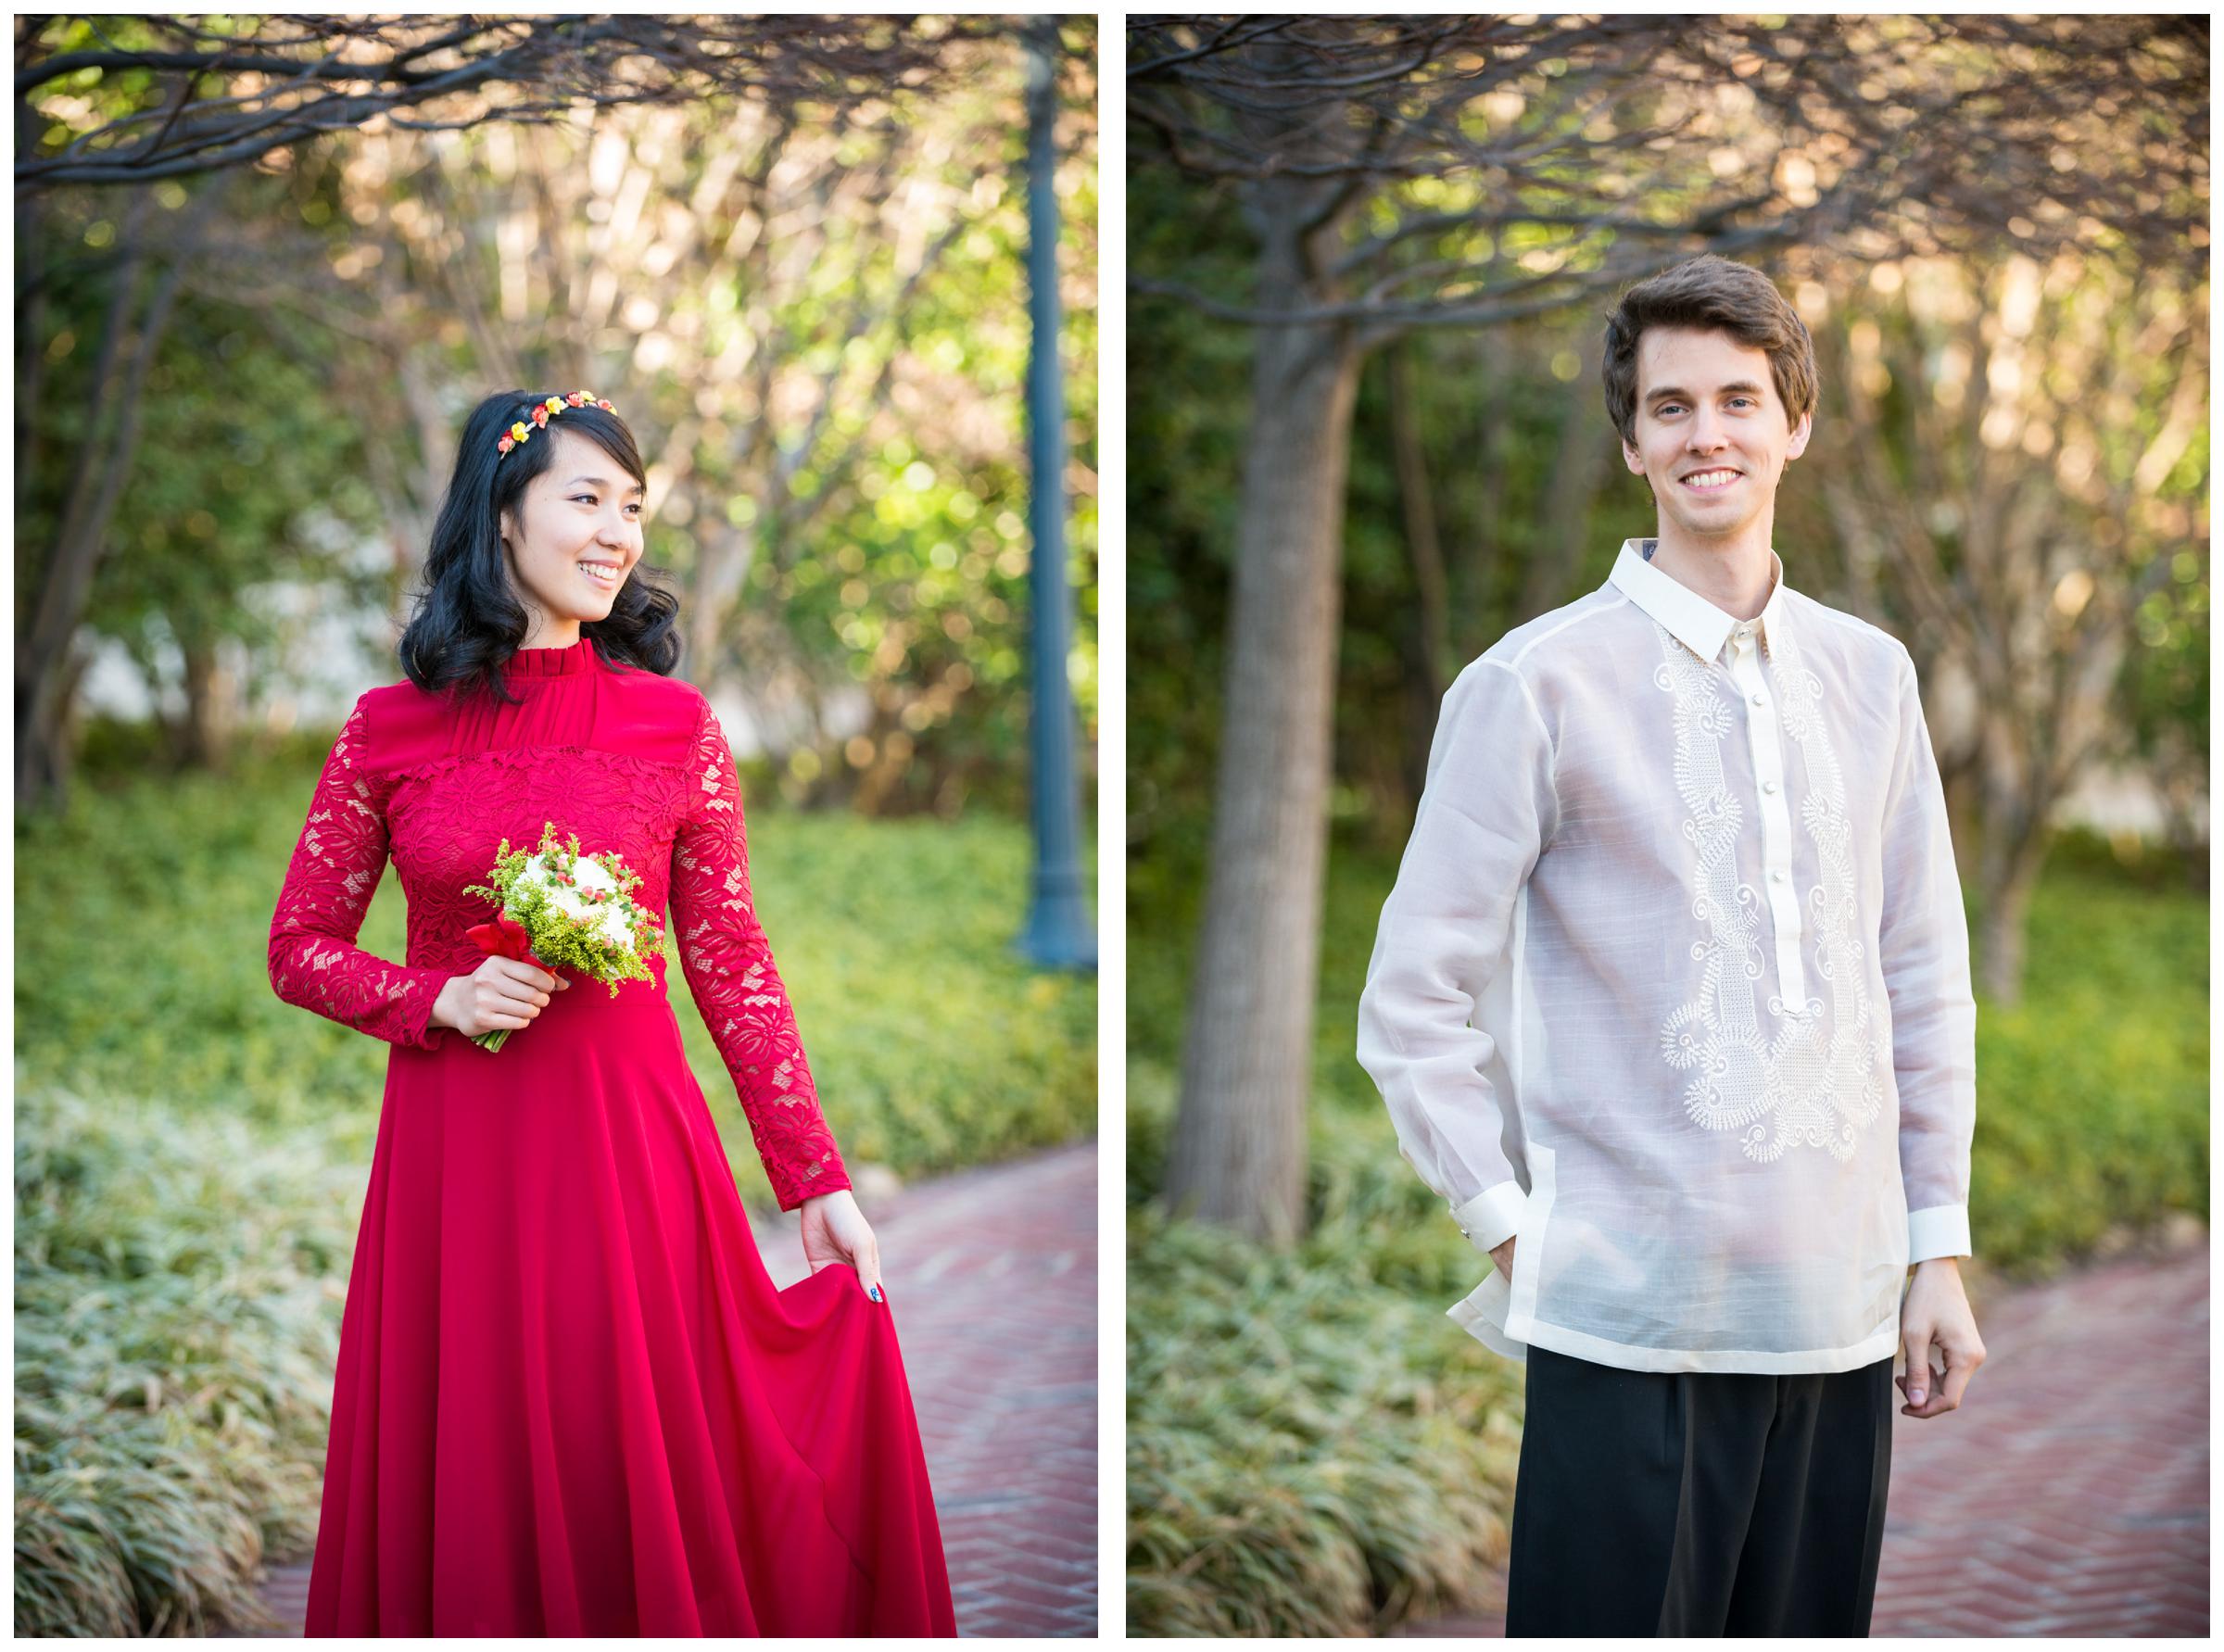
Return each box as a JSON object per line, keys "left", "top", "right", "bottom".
{"left": 1129, "top": 14, "right": 2207, "bottom": 333}
{"left": 17, "top": 15, "right": 1012, "bottom": 190}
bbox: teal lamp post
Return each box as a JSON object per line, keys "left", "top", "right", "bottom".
{"left": 1016, "top": 17, "right": 1095, "bottom": 970}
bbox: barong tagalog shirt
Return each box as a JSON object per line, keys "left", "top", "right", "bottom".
{"left": 1358, "top": 538, "right": 1978, "bottom": 1375}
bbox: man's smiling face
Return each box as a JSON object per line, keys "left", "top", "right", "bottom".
{"left": 1621, "top": 325, "right": 1812, "bottom": 539}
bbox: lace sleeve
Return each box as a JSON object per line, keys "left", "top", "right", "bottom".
{"left": 267, "top": 697, "right": 456, "bottom": 1050}
{"left": 670, "top": 695, "right": 851, "bottom": 1210}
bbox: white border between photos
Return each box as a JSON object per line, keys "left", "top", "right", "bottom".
{"left": 1095, "top": 11, "right": 1127, "bottom": 1640}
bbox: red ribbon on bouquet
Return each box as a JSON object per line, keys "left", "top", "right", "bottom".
{"left": 465, "top": 911, "right": 556, "bottom": 977}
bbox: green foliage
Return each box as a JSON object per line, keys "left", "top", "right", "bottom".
{"left": 1960, "top": 830, "right": 2210, "bottom": 1272}
{"left": 19, "top": 19, "right": 1099, "bottom": 818}
{"left": 1127, "top": 1085, "right": 1522, "bottom": 1638}
{"left": 17, "top": 742, "right": 1096, "bottom": 1202}
{"left": 1126, "top": 825, "right": 2205, "bottom": 1633}
{"left": 2123, "top": 548, "right": 2209, "bottom": 794}
{"left": 15, "top": 1086, "right": 358, "bottom": 1636}
{"left": 19, "top": 264, "right": 397, "bottom": 727}
{"left": 758, "top": 69, "right": 1102, "bottom": 817}
{"left": 1125, "top": 165, "right": 1255, "bottom": 855}
{"left": 1126, "top": 160, "right": 1658, "bottom": 845}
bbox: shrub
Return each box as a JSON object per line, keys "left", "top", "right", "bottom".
{"left": 14, "top": 1086, "right": 358, "bottom": 1636}
{"left": 1126, "top": 1205, "right": 1520, "bottom": 1638}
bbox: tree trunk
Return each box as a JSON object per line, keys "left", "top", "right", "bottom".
{"left": 177, "top": 636, "right": 238, "bottom": 774}
{"left": 1974, "top": 719, "right": 2048, "bottom": 1007}
{"left": 1514, "top": 326, "right": 1611, "bottom": 623}
{"left": 1976, "top": 837, "right": 2046, "bottom": 1008}
{"left": 1163, "top": 216, "right": 1362, "bottom": 1244}
{"left": 686, "top": 520, "right": 754, "bottom": 682}
{"left": 1386, "top": 343, "right": 1450, "bottom": 813}
{"left": 1385, "top": 343, "right": 1451, "bottom": 688}
{"left": 1463, "top": 336, "right": 1511, "bottom": 624}
{"left": 17, "top": 87, "right": 54, "bottom": 513}
{"left": 30, "top": 645, "right": 95, "bottom": 814}
{"left": 17, "top": 183, "right": 208, "bottom": 813}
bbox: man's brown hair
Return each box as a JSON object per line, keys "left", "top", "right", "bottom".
{"left": 1600, "top": 254, "right": 1819, "bottom": 448}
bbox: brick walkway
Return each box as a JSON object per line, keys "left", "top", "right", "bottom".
{"left": 223, "top": 1142, "right": 1098, "bottom": 1637}
{"left": 766, "top": 1142, "right": 1099, "bottom": 1638}
{"left": 1399, "top": 1234, "right": 2209, "bottom": 1637}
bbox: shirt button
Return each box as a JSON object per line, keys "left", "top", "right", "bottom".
{"left": 1771, "top": 869, "right": 1788, "bottom": 884}
{"left": 1750, "top": 691, "right": 1765, "bottom": 706}
{"left": 1763, "top": 779, "right": 1778, "bottom": 794}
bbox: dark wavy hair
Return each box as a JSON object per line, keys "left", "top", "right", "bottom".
{"left": 398, "top": 389, "right": 684, "bottom": 706}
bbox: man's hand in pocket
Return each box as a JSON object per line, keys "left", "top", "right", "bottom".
{"left": 1489, "top": 1235, "right": 1516, "bottom": 1280}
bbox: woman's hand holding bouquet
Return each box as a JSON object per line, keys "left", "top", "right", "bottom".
{"left": 434, "top": 954, "right": 570, "bottom": 1041}
{"left": 445, "top": 822, "right": 666, "bottom": 1052}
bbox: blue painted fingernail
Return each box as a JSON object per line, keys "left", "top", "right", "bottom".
{"left": 868, "top": 1284, "right": 883, "bottom": 1303}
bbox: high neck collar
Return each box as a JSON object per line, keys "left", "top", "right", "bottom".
{"left": 1609, "top": 537, "right": 1789, "bottom": 662}
{"left": 501, "top": 635, "right": 597, "bottom": 678}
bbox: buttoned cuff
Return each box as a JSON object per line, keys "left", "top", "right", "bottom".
{"left": 1450, "top": 1179, "right": 1528, "bottom": 1257}
{"left": 1907, "top": 1204, "right": 1972, "bottom": 1264}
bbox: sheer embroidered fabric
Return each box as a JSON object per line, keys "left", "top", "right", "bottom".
{"left": 1358, "top": 539, "right": 1977, "bottom": 1375}
{"left": 266, "top": 640, "right": 849, "bottom": 1210}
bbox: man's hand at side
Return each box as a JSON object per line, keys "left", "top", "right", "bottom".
{"left": 1900, "top": 1255, "right": 1986, "bottom": 1417}
{"left": 1490, "top": 1235, "right": 1516, "bottom": 1280}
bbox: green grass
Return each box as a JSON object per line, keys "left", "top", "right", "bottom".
{"left": 17, "top": 741, "right": 1098, "bottom": 1202}
{"left": 1960, "top": 831, "right": 2209, "bottom": 1271}
{"left": 1127, "top": 823, "right": 2207, "bottom": 1635}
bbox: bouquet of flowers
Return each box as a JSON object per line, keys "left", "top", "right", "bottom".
{"left": 459, "top": 821, "right": 666, "bottom": 1052}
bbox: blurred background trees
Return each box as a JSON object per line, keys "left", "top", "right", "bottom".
{"left": 18, "top": 13, "right": 1097, "bottom": 819}
{"left": 1128, "top": 13, "right": 2206, "bottom": 1242}
{"left": 1788, "top": 254, "right": 2206, "bottom": 1002}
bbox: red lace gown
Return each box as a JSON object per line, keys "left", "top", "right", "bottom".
{"left": 266, "top": 636, "right": 954, "bottom": 1636}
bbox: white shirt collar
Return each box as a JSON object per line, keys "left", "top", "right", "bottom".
{"left": 1608, "top": 537, "right": 1789, "bottom": 662}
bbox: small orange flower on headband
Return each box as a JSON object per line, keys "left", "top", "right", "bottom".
{"left": 497, "top": 390, "right": 617, "bottom": 458}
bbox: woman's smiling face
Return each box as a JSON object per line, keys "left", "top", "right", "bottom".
{"left": 498, "top": 427, "right": 647, "bottom": 631}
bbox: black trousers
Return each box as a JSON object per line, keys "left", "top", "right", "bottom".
{"left": 1504, "top": 1342, "right": 1895, "bottom": 1636}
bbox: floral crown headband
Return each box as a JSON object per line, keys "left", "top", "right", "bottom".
{"left": 497, "top": 391, "right": 617, "bottom": 459}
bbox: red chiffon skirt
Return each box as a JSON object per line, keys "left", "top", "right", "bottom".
{"left": 303, "top": 966, "right": 955, "bottom": 1635}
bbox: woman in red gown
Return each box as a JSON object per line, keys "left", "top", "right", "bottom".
{"left": 267, "top": 390, "right": 955, "bottom": 1636}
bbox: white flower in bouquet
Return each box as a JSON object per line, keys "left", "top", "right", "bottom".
{"left": 459, "top": 822, "right": 668, "bottom": 1052}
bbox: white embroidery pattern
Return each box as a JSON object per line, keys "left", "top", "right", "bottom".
{"left": 1652, "top": 621, "right": 1884, "bottom": 1163}
{"left": 1770, "top": 624, "right": 1887, "bottom": 1148}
